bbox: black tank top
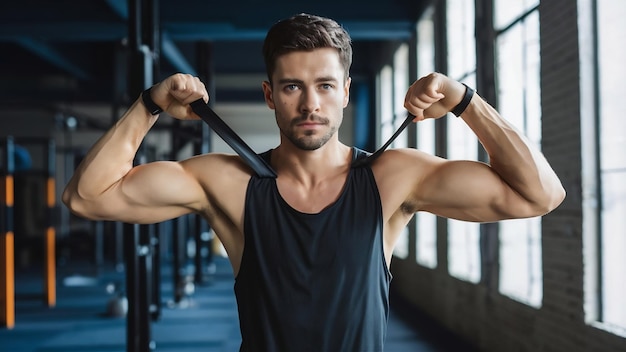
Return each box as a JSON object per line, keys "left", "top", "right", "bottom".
{"left": 234, "top": 147, "right": 391, "bottom": 352}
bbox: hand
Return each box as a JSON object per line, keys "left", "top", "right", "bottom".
{"left": 404, "top": 72, "right": 466, "bottom": 121}
{"left": 148, "top": 73, "right": 209, "bottom": 120}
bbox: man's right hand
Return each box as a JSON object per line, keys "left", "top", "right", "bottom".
{"left": 148, "top": 73, "right": 209, "bottom": 120}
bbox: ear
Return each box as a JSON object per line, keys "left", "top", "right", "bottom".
{"left": 342, "top": 77, "right": 352, "bottom": 108}
{"left": 262, "top": 81, "right": 276, "bottom": 110}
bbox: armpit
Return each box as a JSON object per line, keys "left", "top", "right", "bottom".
{"left": 400, "top": 200, "right": 419, "bottom": 215}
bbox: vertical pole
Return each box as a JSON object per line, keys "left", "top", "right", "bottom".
{"left": 137, "top": 221, "right": 152, "bottom": 351}
{"left": 44, "top": 138, "right": 56, "bottom": 307}
{"left": 1, "top": 137, "right": 15, "bottom": 329}
{"left": 194, "top": 41, "right": 214, "bottom": 284}
{"left": 115, "top": 221, "right": 125, "bottom": 272}
{"left": 94, "top": 221, "right": 104, "bottom": 276}
{"left": 172, "top": 215, "right": 185, "bottom": 303}
{"left": 124, "top": 222, "right": 140, "bottom": 352}
{"left": 150, "top": 222, "right": 161, "bottom": 321}
{"left": 433, "top": 0, "right": 449, "bottom": 274}
{"left": 127, "top": 0, "right": 159, "bottom": 350}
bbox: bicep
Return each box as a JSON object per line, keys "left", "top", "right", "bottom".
{"left": 88, "top": 161, "right": 205, "bottom": 223}
{"left": 416, "top": 159, "right": 538, "bottom": 222}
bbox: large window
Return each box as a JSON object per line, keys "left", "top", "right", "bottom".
{"left": 597, "top": 0, "right": 626, "bottom": 333}
{"left": 446, "top": 0, "right": 480, "bottom": 283}
{"left": 415, "top": 6, "right": 438, "bottom": 269}
{"left": 582, "top": 0, "right": 626, "bottom": 335}
{"left": 495, "top": 1, "right": 543, "bottom": 307}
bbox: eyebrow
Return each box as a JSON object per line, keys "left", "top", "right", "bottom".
{"left": 277, "top": 76, "right": 339, "bottom": 85}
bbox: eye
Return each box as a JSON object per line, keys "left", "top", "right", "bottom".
{"left": 284, "top": 84, "right": 299, "bottom": 92}
{"left": 320, "top": 83, "right": 333, "bottom": 90}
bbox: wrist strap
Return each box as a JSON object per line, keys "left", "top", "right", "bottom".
{"left": 141, "top": 86, "right": 163, "bottom": 115}
{"left": 450, "top": 83, "right": 474, "bottom": 117}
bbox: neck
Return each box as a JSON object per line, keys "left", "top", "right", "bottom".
{"left": 271, "top": 141, "right": 352, "bottom": 185}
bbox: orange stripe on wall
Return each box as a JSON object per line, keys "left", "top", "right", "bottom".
{"left": 47, "top": 177, "right": 55, "bottom": 207}
{"left": 1, "top": 232, "right": 15, "bottom": 329}
{"left": 45, "top": 227, "right": 56, "bottom": 307}
{"left": 5, "top": 176, "right": 13, "bottom": 206}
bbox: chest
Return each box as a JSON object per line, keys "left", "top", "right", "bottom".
{"left": 244, "top": 172, "right": 383, "bottom": 269}
{"left": 276, "top": 176, "right": 347, "bottom": 214}
{"left": 246, "top": 192, "right": 383, "bottom": 282}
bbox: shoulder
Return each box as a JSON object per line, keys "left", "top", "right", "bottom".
{"left": 178, "top": 153, "right": 253, "bottom": 227}
{"left": 370, "top": 148, "right": 443, "bottom": 215}
{"left": 370, "top": 148, "right": 440, "bottom": 180}
{"left": 180, "top": 153, "right": 253, "bottom": 207}
{"left": 181, "top": 153, "right": 253, "bottom": 187}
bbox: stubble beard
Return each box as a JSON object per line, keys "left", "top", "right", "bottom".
{"left": 280, "top": 113, "right": 338, "bottom": 151}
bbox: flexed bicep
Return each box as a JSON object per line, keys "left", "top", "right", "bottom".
{"left": 66, "top": 160, "right": 206, "bottom": 224}
{"left": 116, "top": 161, "right": 206, "bottom": 223}
{"left": 416, "top": 159, "right": 542, "bottom": 222}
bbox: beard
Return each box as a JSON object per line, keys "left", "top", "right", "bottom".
{"left": 279, "top": 113, "right": 338, "bottom": 151}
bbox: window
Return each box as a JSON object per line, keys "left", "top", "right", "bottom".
{"left": 415, "top": 6, "right": 438, "bottom": 269}
{"left": 582, "top": 0, "right": 626, "bottom": 335}
{"left": 379, "top": 65, "right": 394, "bottom": 149}
{"left": 378, "top": 64, "right": 409, "bottom": 259}
{"left": 393, "top": 44, "right": 410, "bottom": 150}
{"left": 597, "top": 0, "right": 626, "bottom": 333}
{"left": 494, "top": 1, "right": 543, "bottom": 307}
{"left": 446, "top": 0, "right": 480, "bottom": 283}
{"left": 392, "top": 44, "right": 410, "bottom": 259}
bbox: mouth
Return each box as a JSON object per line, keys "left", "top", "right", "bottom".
{"left": 297, "top": 121, "right": 324, "bottom": 128}
{"left": 292, "top": 114, "right": 328, "bottom": 128}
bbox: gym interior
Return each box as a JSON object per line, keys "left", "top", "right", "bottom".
{"left": 1, "top": 0, "right": 625, "bottom": 351}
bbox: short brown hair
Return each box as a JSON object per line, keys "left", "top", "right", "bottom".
{"left": 262, "top": 13, "right": 353, "bottom": 83}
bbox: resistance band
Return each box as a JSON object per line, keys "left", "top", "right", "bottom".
{"left": 190, "top": 99, "right": 415, "bottom": 173}
{"left": 190, "top": 100, "right": 277, "bottom": 178}
{"left": 351, "top": 113, "right": 415, "bottom": 167}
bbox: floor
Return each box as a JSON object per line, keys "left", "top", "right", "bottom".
{"left": 0, "top": 256, "right": 472, "bottom": 352}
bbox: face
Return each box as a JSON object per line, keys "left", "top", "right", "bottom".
{"left": 262, "top": 48, "right": 351, "bottom": 150}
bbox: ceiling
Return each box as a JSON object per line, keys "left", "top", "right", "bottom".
{"left": 0, "top": 0, "right": 428, "bottom": 107}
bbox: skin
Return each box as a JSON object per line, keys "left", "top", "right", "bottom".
{"left": 63, "top": 48, "right": 566, "bottom": 276}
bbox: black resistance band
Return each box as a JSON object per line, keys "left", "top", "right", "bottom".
{"left": 351, "top": 113, "right": 415, "bottom": 168}
{"left": 190, "top": 99, "right": 277, "bottom": 178}
{"left": 190, "top": 98, "right": 415, "bottom": 174}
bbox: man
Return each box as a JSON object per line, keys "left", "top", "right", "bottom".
{"left": 63, "top": 13, "right": 565, "bottom": 351}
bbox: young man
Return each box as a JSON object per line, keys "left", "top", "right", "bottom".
{"left": 63, "top": 13, "right": 565, "bottom": 351}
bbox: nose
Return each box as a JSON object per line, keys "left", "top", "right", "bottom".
{"left": 299, "top": 89, "right": 321, "bottom": 114}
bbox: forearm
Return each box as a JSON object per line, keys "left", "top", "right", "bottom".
{"left": 63, "top": 98, "right": 158, "bottom": 205}
{"left": 460, "top": 95, "right": 565, "bottom": 212}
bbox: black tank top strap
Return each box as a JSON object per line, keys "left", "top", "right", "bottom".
{"left": 259, "top": 149, "right": 273, "bottom": 165}
{"left": 352, "top": 147, "right": 372, "bottom": 163}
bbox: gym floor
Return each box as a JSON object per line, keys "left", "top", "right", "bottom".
{"left": 0, "top": 256, "right": 472, "bottom": 352}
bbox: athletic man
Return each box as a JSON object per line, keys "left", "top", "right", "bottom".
{"left": 63, "top": 13, "right": 565, "bottom": 351}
